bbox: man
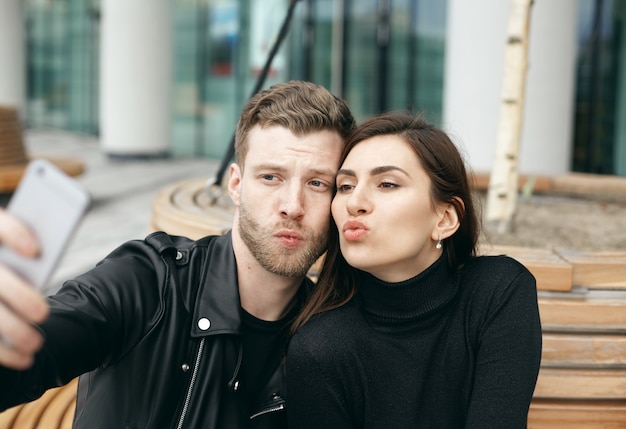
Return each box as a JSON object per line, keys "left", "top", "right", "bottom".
{"left": 0, "top": 80, "right": 355, "bottom": 428}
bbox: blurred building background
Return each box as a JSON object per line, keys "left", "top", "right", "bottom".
{"left": 0, "top": 0, "right": 624, "bottom": 177}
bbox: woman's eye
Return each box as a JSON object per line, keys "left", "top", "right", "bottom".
{"left": 336, "top": 184, "right": 354, "bottom": 193}
{"left": 380, "top": 182, "right": 398, "bottom": 189}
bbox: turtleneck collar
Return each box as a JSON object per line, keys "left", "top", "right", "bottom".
{"left": 356, "top": 254, "right": 459, "bottom": 327}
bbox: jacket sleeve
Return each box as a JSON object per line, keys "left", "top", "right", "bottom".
{"left": 464, "top": 260, "right": 543, "bottom": 429}
{"left": 0, "top": 238, "right": 166, "bottom": 410}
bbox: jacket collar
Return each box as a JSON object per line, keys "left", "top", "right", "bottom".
{"left": 189, "top": 231, "right": 314, "bottom": 338}
{"left": 191, "top": 231, "right": 242, "bottom": 338}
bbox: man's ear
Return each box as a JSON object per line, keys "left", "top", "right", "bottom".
{"left": 228, "top": 163, "right": 242, "bottom": 207}
{"left": 432, "top": 199, "right": 461, "bottom": 241}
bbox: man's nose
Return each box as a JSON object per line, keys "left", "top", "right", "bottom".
{"left": 279, "top": 182, "right": 305, "bottom": 220}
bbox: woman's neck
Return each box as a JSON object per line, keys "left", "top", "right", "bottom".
{"left": 357, "top": 254, "right": 458, "bottom": 323}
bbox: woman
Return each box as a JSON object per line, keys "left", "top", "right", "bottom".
{"left": 287, "top": 112, "right": 542, "bottom": 428}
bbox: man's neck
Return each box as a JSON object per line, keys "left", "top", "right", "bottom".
{"left": 232, "top": 233, "right": 304, "bottom": 322}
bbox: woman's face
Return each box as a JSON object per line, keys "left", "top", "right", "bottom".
{"left": 332, "top": 135, "right": 445, "bottom": 282}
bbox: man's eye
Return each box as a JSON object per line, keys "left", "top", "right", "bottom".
{"left": 310, "top": 180, "right": 328, "bottom": 188}
{"left": 262, "top": 174, "right": 276, "bottom": 181}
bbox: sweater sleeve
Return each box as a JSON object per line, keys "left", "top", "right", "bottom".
{"left": 464, "top": 259, "right": 543, "bottom": 428}
{"left": 286, "top": 322, "right": 357, "bottom": 429}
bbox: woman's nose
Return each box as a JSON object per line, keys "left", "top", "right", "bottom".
{"left": 345, "top": 186, "right": 370, "bottom": 216}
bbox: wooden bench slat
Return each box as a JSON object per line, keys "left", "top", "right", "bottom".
{"left": 472, "top": 172, "right": 555, "bottom": 193}
{"left": 534, "top": 368, "right": 626, "bottom": 399}
{"left": 0, "top": 106, "right": 19, "bottom": 120}
{"left": 552, "top": 172, "right": 626, "bottom": 202}
{"left": 478, "top": 245, "right": 575, "bottom": 291}
{"left": 37, "top": 378, "right": 77, "bottom": 429}
{"left": 538, "top": 294, "right": 626, "bottom": 331}
{"left": 542, "top": 333, "right": 626, "bottom": 367}
{"left": 556, "top": 248, "right": 626, "bottom": 288}
{"left": 0, "top": 156, "right": 85, "bottom": 193}
{"left": 11, "top": 384, "right": 66, "bottom": 429}
{"left": 528, "top": 400, "right": 626, "bottom": 429}
{"left": 0, "top": 105, "right": 27, "bottom": 167}
{"left": 60, "top": 402, "right": 75, "bottom": 429}
{"left": 0, "top": 405, "right": 22, "bottom": 428}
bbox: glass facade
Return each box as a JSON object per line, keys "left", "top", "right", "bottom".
{"left": 25, "top": 0, "right": 100, "bottom": 134}
{"left": 21, "top": 0, "right": 623, "bottom": 176}
{"left": 23, "top": 0, "right": 447, "bottom": 160}
{"left": 172, "top": 0, "right": 297, "bottom": 158}
{"left": 287, "top": 0, "right": 446, "bottom": 124}
{"left": 574, "top": 0, "right": 626, "bottom": 175}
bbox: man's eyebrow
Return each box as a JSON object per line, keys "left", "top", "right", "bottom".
{"left": 310, "top": 168, "right": 337, "bottom": 178}
{"left": 253, "top": 163, "right": 286, "bottom": 172}
{"left": 337, "top": 166, "right": 410, "bottom": 177}
{"left": 253, "top": 163, "right": 335, "bottom": 178}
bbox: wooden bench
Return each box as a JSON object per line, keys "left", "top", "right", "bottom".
{"left": 480, "top": 244, "right": 626, "bottom": 428}
{"left": 0, "top": 106, "right": 85, "bottom": 193}
{"left": 1, "top": 177, "right": 624, "bottom": 428}
{"left": 473, "top": 171, "right": 626, "bottom": 203}
{"left": 0, "top": 378, "right": 77, "bottom": 429}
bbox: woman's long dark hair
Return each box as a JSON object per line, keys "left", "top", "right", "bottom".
{"left": 292, "top": 112, "right": 480, "bottom": 333}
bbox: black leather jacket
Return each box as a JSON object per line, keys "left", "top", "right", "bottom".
{"left": 0, "top": 231, "right": 309, "bottom": 428}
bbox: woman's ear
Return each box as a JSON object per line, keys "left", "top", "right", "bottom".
{"left": 228, "top": 163, "right": 242, "bottom": 207}
{"left": 432, "top": 198, "right": 462, "bottom": 241}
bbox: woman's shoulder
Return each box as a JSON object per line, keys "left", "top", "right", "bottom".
{"left": 463, "top": 254, "right": 532, "bottom": 281}
{"left": 460, "top": 254, "right": 537, "bottom": 300}
{"left": 289, "top": 301, "right": 362, "bottom": 356}
{"left": 294, "top": 300, "right": 361, "bottom": 336}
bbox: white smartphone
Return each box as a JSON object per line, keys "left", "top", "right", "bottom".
{"left": 0, "top": 159, "right": 91, "bottom": 290}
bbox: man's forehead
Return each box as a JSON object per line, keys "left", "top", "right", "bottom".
{"left": 248, "top": 127, "right": 341, "bottom": 152}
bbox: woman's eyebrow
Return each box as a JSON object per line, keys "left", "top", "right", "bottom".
{"left": 336, "top": 168, "right": 356, "bottom": 177}
{"left": 370, "top": 165, "right": 410, "bottom": 177}
{"left": 337, "top": 166, "right": 410, "bottom": 177}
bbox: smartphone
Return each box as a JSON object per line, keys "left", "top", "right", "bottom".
{"left": 0, "top": 159, "right": 91, "bottom": 290}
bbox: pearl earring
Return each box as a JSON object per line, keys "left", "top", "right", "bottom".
{"left": 435, "top": 235, "right": 442, "bottom": 250}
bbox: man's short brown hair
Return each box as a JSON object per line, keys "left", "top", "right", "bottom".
{"left": 234, "top": 80, "right": 355, "bottom": 168}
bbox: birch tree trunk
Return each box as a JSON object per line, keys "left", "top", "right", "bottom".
{"left": 484, "top": 0, "right": 534, "bottom": 234}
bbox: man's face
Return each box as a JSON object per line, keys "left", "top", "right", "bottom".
{"left": 229, "top": 125, "right": 343, "bottom": 277}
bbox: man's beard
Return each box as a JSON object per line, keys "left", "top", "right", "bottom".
{"left": 238, "top": 204, "right": 327, "bottom": 278}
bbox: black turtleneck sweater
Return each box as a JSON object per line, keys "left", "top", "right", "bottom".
{"left": 286, "top": 255, "right": 542, "bottom": 429}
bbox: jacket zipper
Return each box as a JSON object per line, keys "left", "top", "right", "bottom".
{"left": 249, "top": 403, "right": 285, "bottom": 420}
{"left": 176, "top": 337, "right": 206, "bottom": 429}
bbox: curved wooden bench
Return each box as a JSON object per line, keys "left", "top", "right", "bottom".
{"left": 149, "top": 177, "right": 234, "bottom": 238}
{"left": 0, "top": 378, "right": 77, "bottom": 429}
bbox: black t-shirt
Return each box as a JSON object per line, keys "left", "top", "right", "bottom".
{"left": 240, "top": 304, "right": 298, "bottom": 406}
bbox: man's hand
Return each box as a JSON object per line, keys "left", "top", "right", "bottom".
{"left": 0, "top": 208, "right": 49, "bottom": 369}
